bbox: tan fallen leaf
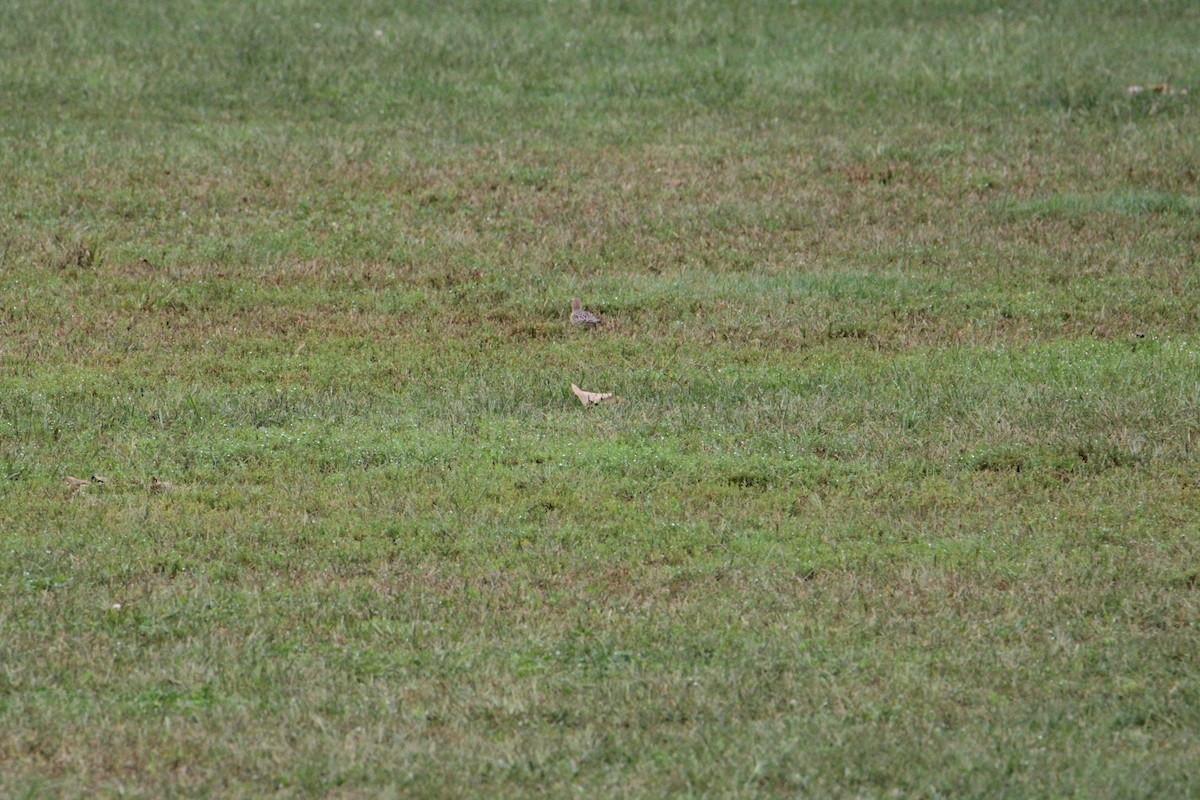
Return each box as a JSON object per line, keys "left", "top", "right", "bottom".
{"left": 571, "top": 383, "right": 614, "bottom": 407}
{"left": 65, "top": 475, "right": 91, "bottom": 494}
{"left": 150, "top": 476, "right": 177, "bottom": 494}
{"left": 1130, "top": 83, "right": 1187, "bottom": 97}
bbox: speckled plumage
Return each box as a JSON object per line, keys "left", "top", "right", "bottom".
{"left": 150, "top": 477, "right": 177, "bottom": 494}
{"left": 570, "top": 297, "right": 603, "bottom": 328}
{"left": 65, "top": 475, "right": 91, "bottom": 494}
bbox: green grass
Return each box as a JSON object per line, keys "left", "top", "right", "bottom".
{"left": 2, "top": 1, "right": 1199, "bottom": 796}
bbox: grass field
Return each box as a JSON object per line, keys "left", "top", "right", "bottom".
{"left": 2, "top": 0, "right": 1199, "bottom": 796}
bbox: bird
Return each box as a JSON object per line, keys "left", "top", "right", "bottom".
{"left": 570, "top": 297, "right": 603, "bottom": 328}
{"left": 150, "top": 477, "right": 177, "bottom": 494}
{"left": 65, "top": 476, "right": 91, "bottom": 494}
